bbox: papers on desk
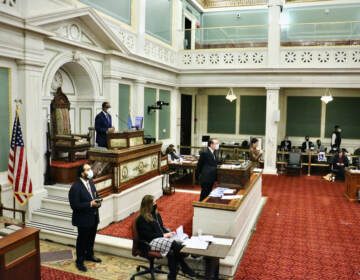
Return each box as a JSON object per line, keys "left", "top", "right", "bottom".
{"left": 183, "top": 237, "right": 209, "bottom": 250}
{"left": 253, "top": 168, "right": 263, "bottom": 173}
{"left": 171, "top": 225, "right": 188, "bottom": 241}
{"left": 223, "top": 189, "right": 236, "bottom": 194}
{"left": 221, "top": 195, "right": 242, "bottom": 200}
{"left": 349, "top": 169, "right": 360, "bottom": 174}
{"left": 212, "top": 237, "right": 233, "bottom": 246}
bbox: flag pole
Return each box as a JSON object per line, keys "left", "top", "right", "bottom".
{"left": 13, "top": 99, "right": 22, "bottom": 219}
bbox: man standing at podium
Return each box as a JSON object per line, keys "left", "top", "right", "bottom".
{"left": 95, "top": 102, "right": 115, "bottom": 148}
{"left": 196, "top": 138, "right": 220, "bottom": 201}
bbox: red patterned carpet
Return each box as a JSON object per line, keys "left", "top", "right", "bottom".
{"left": 41, "top": 266, "right": 95, "bottom": 280}
{"left": 235, "top": 174, "right": 360, "bottom": 280}
{"left": 99, "top": 192, "right": 199, "bottom": 239}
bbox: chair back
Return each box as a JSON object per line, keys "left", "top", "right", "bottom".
{"left": 131, "top": 217, "right": 141, "bottom": 257}
{"left": 51, "top": 87, "right": 71, "bottom": 136}
{"left": 289, "top": 152, "right": 301, "bottom": 165}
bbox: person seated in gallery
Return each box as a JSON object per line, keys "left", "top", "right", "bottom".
{"left": 136, "top": 195, "right": 196, "bottom": 280}
{"left": 249, "top": 138, "right": 263, "bottom": 168}
{"left": 301, "top": 136, "right": 314, "bottom": 152}
{"left": 316, "top": 139, "right": 326, "bottom": 152}
{"left": 280, "top": 136, "right": 292, "bottom": 151}
{"left": 95, "top": 102, "right": 115, "bottom": 148}
{"left": 165, "top": 144, "right": 180, "bottom": 161}
{"left": 332, "top": 149, "right": 349, "bottom": 179}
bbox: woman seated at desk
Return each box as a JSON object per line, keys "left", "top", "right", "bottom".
{"left": 249, "top": 138, "right": 263, "bottom": 168}
{"left": 332, "top": 150, "right": 349, "bottom": 180}
{"left": 136, "top": 195, "right": 195, "bottom": 280}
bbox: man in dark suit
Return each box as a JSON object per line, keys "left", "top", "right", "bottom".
{"left": 69, "top": 163, "right": 102, "bottom": 272}
{"left": 95, "top": 102, "right": 114, "bottom": 148}
{"left": 280, "top": 136, "right": 292, "bottom": 151}
{"left": 301, "top": 136, "right": 314, "bottom": 152}
{"left": 332, "top": 149, "right": 349, "bottom": 179}
{"left": 196, "top": 138, "right": 220, "bottom": 201}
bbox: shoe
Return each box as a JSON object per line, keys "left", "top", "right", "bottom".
{"left": 76, "top": 262, "right": 87, "bottom": 272}
{"left": 181, "top": 264, "right": 196, "bottom": 277}
{"left": 85, "top": 256, "right": 102, "bottom": 263}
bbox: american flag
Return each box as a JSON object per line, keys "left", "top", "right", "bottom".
{"left": 8, "top": 109, "right": 33, "bottom": 205}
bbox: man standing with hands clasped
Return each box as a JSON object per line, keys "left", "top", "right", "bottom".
{"left": 196, "top": 138, "right": 220, "bottom": 201}
{"left": 69, "top": 163, "right": 102, "bottom": 272}
{"left": 95, "top": 102, "right": 115, "bottom": 148}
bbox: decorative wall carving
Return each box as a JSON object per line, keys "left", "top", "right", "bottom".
{"left": 281, "top": 47, "right": 360, "bottom": 67}
{"left": 179, "top": 49, "right": 267, "bottom": 68}
{"left": 144, "top": 39, "right": 176, "bottom": 66}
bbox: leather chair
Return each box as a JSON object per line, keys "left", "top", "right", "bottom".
{"left": 130, "top": 218, "right": 168, "bottom": 280}
{"left": 286, "top": 152, "right": 302, "bottom": 176}
{"left": 50, "top": 87, "right": 91, "bottom": 162}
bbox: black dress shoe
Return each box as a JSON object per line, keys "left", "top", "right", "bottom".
{"left": 76, "top": 262, "right": 87, "bottom": 272}
{"left": 182, "top": 266, "right": 196, "bottom": 277}
{"left": 85, "top": 256, "right": 102, "bottom": 263}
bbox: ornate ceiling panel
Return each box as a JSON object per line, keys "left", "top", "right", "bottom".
{"left": 195, "top": 0, "right": 329, "bottom": 9}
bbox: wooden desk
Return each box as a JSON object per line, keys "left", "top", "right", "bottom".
{"left": 345, "top": 169, "right": 360, "bottom": 202}
{"left": 0, "top": 227, "right": 40, "bottom": 280}
{"left": 168, "top": 160, "right": 198, "bottom": 186}
{"left": 181, "top": 238, "right": 232, "bottom": 280}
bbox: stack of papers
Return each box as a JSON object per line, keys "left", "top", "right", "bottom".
{"left": 171, "top": 225, "right": 188, "bottom": 241}
{"left": 221, "top": 195, "right": 242, "bottom": 200}
{"left": 253, "top": 168, "right": 263, "bottom": 173}
{"left": 183, "top": 237, "right": 209, "bottom": 250}
{"left": 212, "top": 237, "right": 233, "bottom": 246}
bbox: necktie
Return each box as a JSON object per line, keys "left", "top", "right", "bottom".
{"left": 106, "top": 113, "right": 110, "bottom": 124}
{"left": 86, "top": 182, "right": 94, "bottom": 199}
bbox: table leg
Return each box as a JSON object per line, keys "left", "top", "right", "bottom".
{"left": 205, "top": 257, "right": 220, "bottom": 280}
{"left": 307, "top": 152, "right": 311, "bottom": 176}
{"left": 192, "top": 168, "right": 196, "bottom": 186}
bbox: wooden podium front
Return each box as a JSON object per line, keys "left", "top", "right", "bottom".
{"left": 0, "top": 227, "right": 40, "bottom": 280}
{"left": 345, "top": 169, "right": 360, "bottom": 202}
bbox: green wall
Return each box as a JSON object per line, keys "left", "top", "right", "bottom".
{"left": 240, "top": 96, "right": 266, "bottom": 135}
{"left": 281, "top": 4, "right": 360, "bottom": 41}
{"left": 79, "top": 0, "right": 131, "bottom": 24}
{"left": 118, "top": 84, "right": 130, "bottom": 131}
{"left": 144, "top": 88, "right": 156, "bottom": 138}
{"left": 286, "top": 97, "right": 321, "bottom": 137}
{"left": 325, "top": 97, "right": 360, "bottom": 139}
{"left": 158, "top": 90, "right": 171, "bottom": 140}
{"left": 0, "top": 68, "right": 10, "bottom": 171}
{"left": 207, "top": 96, "right": 236, "bottom": 134}
{"left": 200, "top": 9, "right": 268, "bottom": 43}
{"left": 146, "top": 0, "right": 173, "bottom": 44}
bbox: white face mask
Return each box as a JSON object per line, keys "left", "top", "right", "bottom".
{"left": 86, "top": 169, "right": 94, "bottom": 180}
{"left": 338, "top": 129, "right": 342, "bottom": 133}
{"left": 106, "top": 108, "right": 111, "bottom": 114}
{"left": 215, "top": 144, "right": 220, "bottom": 150}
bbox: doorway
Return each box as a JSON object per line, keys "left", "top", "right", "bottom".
{"left": 184, "top": 17, "right": 192, "bottom": 50}
{"left": 180, "top": 94, "right": 192, "bottom": 155}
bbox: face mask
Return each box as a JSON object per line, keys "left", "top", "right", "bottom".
{"left": 152, "top": 204, "right": 157, "bottom": 212}
{"left": 214, "top": 144, "right": 219, "bottom": 150}
{"left": 86, "top": 169, "right": 94, "bottom": 180}
{"left": 338, "top": 129, "right": 342, "bottom": 133}
{"left": 107, "top": 108, "right": 111, "bottom": 114}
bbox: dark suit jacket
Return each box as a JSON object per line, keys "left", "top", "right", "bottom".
{"left": 301, "top": 141, "right": 314, "bottom": 152}
{"left": 136, "top": 212, "right": 168, "bottom": 244}
{"left": 68, "top": 179, "right": 100, "bottom": 228}
{"left": 95, "top": 111, "right": 112, "bottom": 147}
{"left": 196, "top": 148, "right": 219, "bottom": 185}
{"left": 280, "top": 140, "right": 292, "bottom": 151}
{"left": 332, "top": 154, "right": 349, "bottom": 168}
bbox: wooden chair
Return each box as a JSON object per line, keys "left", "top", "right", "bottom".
{"left": 50, "top": 88, "right": 90, "bottom": 162}
{"left": 130, "top": 218, "right": 168, "bottom": 280}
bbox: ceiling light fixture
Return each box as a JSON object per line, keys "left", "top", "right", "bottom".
{"left": 321, "top": 88, "right": 333, "bottom": 104}
{"left": 225, "top": 87, "right": 237, "bottom": 102}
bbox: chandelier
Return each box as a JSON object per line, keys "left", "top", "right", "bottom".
{"left": 320, "top": 88, "right": 333, "bottom": 104}
{"left": 225, "top": 88, "right": 237, "bottom": 102}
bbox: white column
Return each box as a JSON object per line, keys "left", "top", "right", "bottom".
{"left": 132, "top": 80, "right": 145, "bottom": 119}
{"left": 173, "top": 0, "right": 184, "bottom": 50}
{"left": 173, "top": 87, "right": 181, "bottom": 147}
{"left": 264, "top": 87, "right": 280, "bottom": 175}
{"left": 17, "top": 61, "right": 46, "bottom": 216}
{"left": 267, "top": 0, "right": 283, "bottom": 68}
{"left": 135, "top": 0, "right": 146, "bottom": 56}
